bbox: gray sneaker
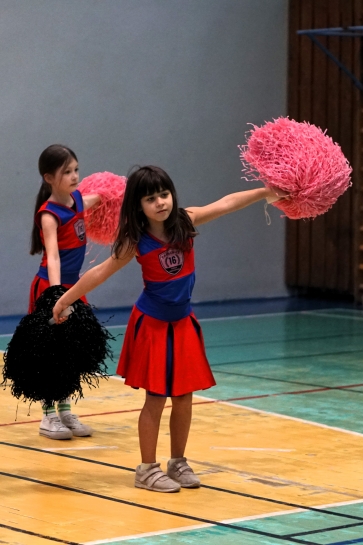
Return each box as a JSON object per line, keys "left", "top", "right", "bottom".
{"left": 59, "top": 413, "right": 93, "bottom": 437}
{"left": 135, "top": 463, "right": 181, "bottom": 492}
{"left": 167, "top": 457, "right": 200, "bottom": 488}
{"left": 39, "top": 415, "right": 73, "bottom": 440}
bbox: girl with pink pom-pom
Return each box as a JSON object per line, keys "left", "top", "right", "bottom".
{"left": 29, "top": 144, "right": 100, "bottom": 441}
{"left": 52, "top": 165, "right": 285, "bottom": 493}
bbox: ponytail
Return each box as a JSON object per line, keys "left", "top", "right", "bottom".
{"left": 30, "top": 181, "right": 52, "bottom": 255}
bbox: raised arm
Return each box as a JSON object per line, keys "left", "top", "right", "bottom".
{"left": 52, "top": 247, "right": 135, "bottom": 323}
{"left": 186, "top": 187, "right": 284, "bottom": 226}
{"left": 82, "top": 194, "right": 101, "bottom": 210}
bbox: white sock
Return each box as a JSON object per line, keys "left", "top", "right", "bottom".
{"left": 140, "top": 462, "right": 154, "bottom": 471}
{"left": 169, "top": 457, "right": 183, "bottom": 464}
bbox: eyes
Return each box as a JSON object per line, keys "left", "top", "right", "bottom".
{"left": 146, "top": 191, "right": 169, "bottom": 203}
{"left": 64, "top": 167, "right": 79, "bottom": 175}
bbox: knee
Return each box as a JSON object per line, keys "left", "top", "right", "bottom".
{"left": 171, "top": 393, "right": 192, "bottom": 408}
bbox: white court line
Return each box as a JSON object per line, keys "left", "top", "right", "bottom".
{"left": 210, "top": 447, "right": 294, "bottom": 452}
{"left": 0, "top": 307, "right": 358, "bottom": 336}
{"left": 82, "top": 498, "right": 363, "bottom": 544}
{"left": 193, "top": 394, "right": 363, "bottom": 438}
{"left": 302, "top": 310, "right": 363, "bottom": 322}
{"left": 42, "top": 446, "right": 118, "bottom": 452}
{"left": 105, "top": 379, "right": 363, "bottom": 439}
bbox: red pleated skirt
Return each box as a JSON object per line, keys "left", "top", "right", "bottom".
{"left": 116, "top": 306, "right": 216, "bottom": 396}
{"left": 28, "top": 275, "right": 88, "bottom": 314}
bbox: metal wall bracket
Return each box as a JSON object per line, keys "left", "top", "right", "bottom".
{"left": 297, "top": 26, "right": 363, "bottom": 93}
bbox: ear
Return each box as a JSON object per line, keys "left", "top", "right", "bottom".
{"left": 43, "top": 173, "right": 53, "bottom": 185}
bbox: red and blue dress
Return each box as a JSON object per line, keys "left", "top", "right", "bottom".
{"left": 28, "top": 190, "right": 87, "bottom": 313}
{"left": 116, "top": 232, "right": 216, "bottom": 396}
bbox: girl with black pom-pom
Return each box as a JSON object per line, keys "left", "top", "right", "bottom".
{"left": 52, "top": 166, "right": 284, "bottom": 490}
{"left": 30, "top": 144, "right": 100, "bottom": 440}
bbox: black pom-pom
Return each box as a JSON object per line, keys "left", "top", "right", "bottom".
{"left": 2, "top": 286, "right": 113, "bottom": 406}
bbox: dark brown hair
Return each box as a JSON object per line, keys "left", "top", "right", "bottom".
{"left": 112, "top": 166, "right": 197, "bottom": 257}
{"left": 30, "top": 144, "right": 78, "bottom": 255}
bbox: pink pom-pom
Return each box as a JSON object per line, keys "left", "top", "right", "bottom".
{"left": 239, "top": 117, "right": 352, "bottom": 219}
{"left": 78, "top": 172, "right": 127, "bottom": 245}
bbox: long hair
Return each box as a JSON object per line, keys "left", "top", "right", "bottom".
{"left": 112, "top": 166, "right": 197, "bottom": 258}
{"left": 30, "top": 144, "right": 78, "bottom": 255}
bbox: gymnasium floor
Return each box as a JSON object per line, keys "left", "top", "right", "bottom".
{"left": 1, "top": 302, "right": 363, "bottom": 544}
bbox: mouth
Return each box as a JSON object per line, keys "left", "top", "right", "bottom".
{"left": 157, "top": 209, "right": 167, "bottom": 214}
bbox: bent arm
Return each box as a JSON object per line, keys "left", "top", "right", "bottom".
{"left": 186, "top": 187, "right": 278, "bottom": 226}
{"left": 82, "top": 194, "right": 101, "bottom": 210}
{"left": 52, "top": 249, "right": 134, "bottom": 323}
{"left": 41, "top": 213, "right": 61, "bottom": 285}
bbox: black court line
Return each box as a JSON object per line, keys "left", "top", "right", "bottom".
{"left": 0, "top": 470, "right": 318, "bottom": 545}
{"left": 213, "top": 369, "right": 363, "bottom": 395}
{"left": 0, "top": 522, "right": 80, "bottom": 544}
{"left": 328, "top": 538, "right": 363, "bottom": 544}
{"left": 1, "top": 441, "right": 363, "bottom": 523}
{"left": 205, "top": 331, "right": 363, "bottom": 350}
{"left": 287, "top": 520, "right": 363, "bottom": 537}
{"left": 210, "top": 348, "right": 363, "bottom": 367}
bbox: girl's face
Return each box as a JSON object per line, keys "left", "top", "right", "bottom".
{"left": 140, "top": 189, "right": 173, "bottom": 223}
{"left": 45, "top": 159, "right": 79, "bottom": 194}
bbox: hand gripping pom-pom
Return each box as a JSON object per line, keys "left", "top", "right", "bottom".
{"left": 238, "top": 117, "right": 352, "bottom": 219}
{"left": 78, "top": 172, "right": 127, "bottom": 245}
{"left": 1, "top": 286, "right": 114, "bottom": 407}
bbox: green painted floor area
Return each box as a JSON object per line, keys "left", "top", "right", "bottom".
{"left": 97, "top": 503, "right": 363, "bottom": 544}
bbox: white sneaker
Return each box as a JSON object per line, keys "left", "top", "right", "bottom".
{"left": 59, "top": 413, "right": 93, "bottom": 437}
{"left": 39, "top": 415, "right": 73, "bottom": 440}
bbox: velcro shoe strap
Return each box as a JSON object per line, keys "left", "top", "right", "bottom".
{"left": 140, "top": 467, "right": 167, "bottom": 486}
{"left": 174, "top": 461, "right": 192, "bottom": 475}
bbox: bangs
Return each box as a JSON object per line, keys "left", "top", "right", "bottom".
{"left": 137, "top": 168, "right": 173, "bottom": 198}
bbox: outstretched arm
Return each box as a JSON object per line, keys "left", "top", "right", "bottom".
{"left": 52, "top": 248, "right": 134, "bottom": 323}
{"left": 186, "top": 187, "right": 285, "bottom": 226}
{"left": 82, "top": 194, "right": 101, "bottom": 210}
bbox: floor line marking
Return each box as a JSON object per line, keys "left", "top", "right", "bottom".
{"left": 0, "top": 471, "right": 317, "bottom": 544}
{"left": 3, "top": 388, "right": 363, "bottom": 437}
{"left": 327, "top": 537, "right": 363, "bottom": 545}
{"left": 210, "top": 447, "right": 295, "bottom": 452}
{"left": 209, "top": 348, "right": 363, "bottom": 367}
{"left": 302, "top": 311, "right": 363, "bottom": 322}
{"left": 0, "top": 522, "right": 80, "bottom": 544}
{"left": 43, "top": 446, "right": 119, "bottom": 452}
{"left": 0, "top": 308, "right": 342, "bottom": 337}
{"left": 287, "top": 520, "right": 363, "bottom": 538}
{"left": 83, "top": 500, "right": 363, "bottom": 544}
{"left": 193, "top": 394, "right": 363, "bottom": 438}
{"left": 1, "top": 441, "right": 363, "bottom": 517}
{"left": 212, "top": 369, "right": 363, "bottom": 393}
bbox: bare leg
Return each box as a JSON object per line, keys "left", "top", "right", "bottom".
{"left": 138, "top": 393, "right": 167, "bottom": 463}
{"left": 170, "top": 393, "right": 193, "bottom": 458}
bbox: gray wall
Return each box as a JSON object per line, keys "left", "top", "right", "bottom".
{"left": 0, "top": 0, "right": 288, "bottom": 316}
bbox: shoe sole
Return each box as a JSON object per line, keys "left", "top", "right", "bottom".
{"left": 179, "top": 482, "right": 201, "bottom": 488}
{"left": 135, "top": 482, "right": 180, "bottom": 493}
{"left": 39, "top": 429, "right": 72, "bottom": 440}
{"left": 68, "top": 430, "right": 93, "bottom": 437}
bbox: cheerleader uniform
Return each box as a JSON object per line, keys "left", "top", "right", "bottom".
{"left": 29, "top": 190, "right": 88, "bottom": 313}
{"left": 116, "top": 232, "right": 216, "bottom": 396}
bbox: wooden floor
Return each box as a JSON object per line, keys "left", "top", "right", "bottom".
{"left": 1, "top": 308, "right": 363, "bottom": 544}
